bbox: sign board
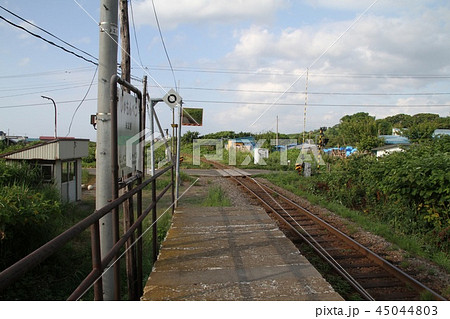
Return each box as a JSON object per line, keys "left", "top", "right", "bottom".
{"left": 163, "top": 89, "right": 181, "bottom": 109}
{"left": 182, "top": 108, "right": 203, "bottom": 126}
{"left": 118, "top": 88, "right": 140, "bottom": 177}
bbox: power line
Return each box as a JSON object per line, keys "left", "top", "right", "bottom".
{"left": 0, "top": 67, "right": 96, "bottom": 79}
{"left": 129, "top": 0, "right": 144, "bottom": 67}
{"left": 0, "top": 80, "right": 94, "bottom": 92}
{"left": 145, "top": 83, "right": 450, "bottom": 97}
{"left": 151, "top": 0, "right": 177, "bottom": 90}
{"left": 66, "top": 66, "right": 98, "bottom": 136}
{"left": 0, "top": 83, "right": 98, "bottom": 99}
{"left": 184, "top": 99, "right": 450, "bottom": 108}
{"left": 0, "top": 98, "right": 97, "bottom": 109}
{"left": 138, "top": 64, "right": 450, "bottom": 79}
{"left": 0, "top": 14, "right": 98, "bottom": 66}
{"left": 0, "top": 5, "right": 98, "bottom": 63}
{"left": 2, "top": 97, "right": 449, "bottom": 110}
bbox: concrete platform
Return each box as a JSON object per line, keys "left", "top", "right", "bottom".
{"left": 142, "top": 206, "right": 343, "bottom": 301}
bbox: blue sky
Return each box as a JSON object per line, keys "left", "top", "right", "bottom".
{"left": 1, "top": 0, "right": 449, "bottom": 141}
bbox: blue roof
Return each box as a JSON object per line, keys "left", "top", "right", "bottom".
{"left": 379, "top": 135, "right": 410, "bottom": 145}
{"left": 229, "top": 137, "right": 256, "bottom": 144}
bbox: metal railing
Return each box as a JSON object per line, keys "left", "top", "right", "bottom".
{"left": 0, "top": 164, "right": 175, "bottom": 300}
{"left": 0, "top": 76, "right": 176, "bottom": 300}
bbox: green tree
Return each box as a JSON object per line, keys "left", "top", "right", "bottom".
{"left": 376, "top": 119, "right": 392, "bottom": 135}
{"left": 337, "top": 112, "right": 383, "bottom": 151}
{"left": 384, "top": 113, "right": 413, "bottom": 128}
{"left": 404, "top": 122, "right": 438, "bottom": 142}
{"left": 181, "top": 131, "right": 200, "bottom": 144}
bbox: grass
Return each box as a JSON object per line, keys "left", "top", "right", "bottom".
{"left": 0, "top": 169, "right": 179, "bottom": 300}
{"left": 0, "top": 198, "right": 95, "bottom": 300}
{"left": 202, "top": 186, "right": 232, "bottom": 207}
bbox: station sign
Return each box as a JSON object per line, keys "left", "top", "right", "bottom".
{"left": 117, "top": 88, "right": 140, "bottom": 177}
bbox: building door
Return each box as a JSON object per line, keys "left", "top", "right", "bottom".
{"left": 61, "top": 161, "right": 77, "bottom": 202}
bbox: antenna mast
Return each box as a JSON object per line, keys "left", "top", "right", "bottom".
{"left": 303, "top": 68, "right": 309, "bottom": 144}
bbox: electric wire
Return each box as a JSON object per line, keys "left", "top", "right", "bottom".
{"left": 150, "top": 0, "right": 177, "bottom": 91}
{"left": 250, "top": 0, "right": 380, "bottom": 127}
{"left": 72, "top": 0, "right": 168, "bottom": 95}
{"left": 0, "top": 67, "right": 96, "bottom": 80}
{"left": 129, "top": 0, "right": 144, "bottom": 67}
{"left": 140, "top": 64, "right": 450, "bottom": 79}
{"left": 0, "top": 5, "right": 98, "bottom": 63}
{"left": 0, "top": 15, "right": 98, "bottom": 66}
{"left": 66, "top": 66, "right": 98, "bottom": 136}
{"left": 0, "top": 84, "right": 98, "bottom": 99}
{"left": 2, "top": 98, "right": 449, "bottom": 109}
{"left": 0, "top": 98, "right": 97, "bottom": 109}
{"left": 184, "top": 99, "right": 450, "bottom": 108}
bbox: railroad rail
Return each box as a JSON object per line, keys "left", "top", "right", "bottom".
{"left": 204, "top": 160, "right": 446, "bottom": 301}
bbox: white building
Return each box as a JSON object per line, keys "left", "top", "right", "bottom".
{"left": 0, "top": 138, "right": 89, "bottom": 202}
{"left": 372, "top": 144, "right": 407, "bottom": 157}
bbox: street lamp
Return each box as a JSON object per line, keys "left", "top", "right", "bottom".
{"left": 41, "top": 95, "right": 57, "bottom": 138}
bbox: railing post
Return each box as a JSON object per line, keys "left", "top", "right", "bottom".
{"left": 171, "top": 164, "right": 175, "bottom": 215}
{"left": 124, "top": 183, "right": 138, "bottom": 300}
{"left": 90, "top": 221, "right": 103, "bottom": 301}
{"left": 152, "top": 178, "right": 158, "bottom": 263}
{"left": 136, "top": 177, "right": 143, "bottom": 297}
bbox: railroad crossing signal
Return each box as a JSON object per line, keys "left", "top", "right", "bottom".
{"left": 295, "top": 163, "right": 304, "bottom": 175}
{"left": 163, "top": 89, "right": 182, "bottom": 109}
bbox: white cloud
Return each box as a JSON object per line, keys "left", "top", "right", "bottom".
{"left": 217, "top": 4, "right": 450, "bottom": 132}
{"left": 132, "top": 0, "right": 287, "bottom": 28}
{"left": 303, "top": 0, "right": 437, "bottom": 13}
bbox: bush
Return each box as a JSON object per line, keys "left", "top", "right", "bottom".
{"left": 0, "top": 160, "right": 62, "bottom": 269}
{"left": 308, "top": 137, "right": 450, "bottom": 252}
{"left": 0, "top": 160, "right": 43, "bottom": 188}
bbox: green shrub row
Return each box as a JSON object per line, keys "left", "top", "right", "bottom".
{"left": 0, "top": 160, "right": 62, "bottom": 270}
{"left": 301, "top": 137, "right": 449, "bottom": 252}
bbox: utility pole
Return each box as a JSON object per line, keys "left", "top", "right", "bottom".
{"left": 276, "top": 115, "right": 279, "bottom": 147}
{"left": 96, "top": 0, "right": 118, "bottom": 301}
{"left": 303, "top": 68, "right": 309, "bottom": 144}
{"left": 119, "top": 0, "right": 130, "bottom": 85}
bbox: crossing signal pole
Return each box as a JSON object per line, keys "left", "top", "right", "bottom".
{"left": 96, "top": 0, "right": 118, "bottom": 301}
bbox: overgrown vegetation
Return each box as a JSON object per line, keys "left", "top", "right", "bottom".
{"left": 202, "top": 186, "right": 232, "bottom": 207}
{"left": 263, "top": 136, "right": 450, "bottom": 271}
{"left": 81, "top": 141, "right": 96, "bottom": 168}
{"left": 0, "top": 160, "right": 62, "bottom": 265}
{"left": 0, "top": 160, "right": 96, "bottom": 300}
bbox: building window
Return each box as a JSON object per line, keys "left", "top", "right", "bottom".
{"left": 40, "top": 164, "right": 53, "bottom": 182}
{"left": 62, "top": 161, "right": 76, "bottom": 183}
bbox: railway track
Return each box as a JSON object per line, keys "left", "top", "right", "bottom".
{"left": 234, "top": 175, "right": 446, "bottom": 301}
{"left": 203, "top": 160, "right": 446, "bottom": 301}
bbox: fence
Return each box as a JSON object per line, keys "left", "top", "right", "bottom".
{"left": 0, "top": 76, "right": 176, "bottom": 300}
{"left": 0, "top": 164, "right": 175, "bottom": 300}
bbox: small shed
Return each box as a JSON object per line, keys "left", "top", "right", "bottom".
{"left": 0, "top": 138, "right": 89, "bottom": 202}
{"left": 372, "top": 144, "right": 407, "bottom": 157}
{"left": 226, "top": 137, "right": 256, "bottom": 152}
